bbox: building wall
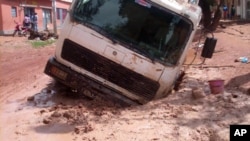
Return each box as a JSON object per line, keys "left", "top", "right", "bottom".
{"left": 246, "top": 0, "right": 250, "bottom": 19}
{"left": 0, "top": 0, "right": 22, "bottom": 35}
{"left": 220, "top": 0, "right": 249, "bottom": 20}
{"left": 0, "top": 0, "right": 71, "bottom": 35}
{"left": 243, "top": 0, "right": 246, "bottom": 18}
{"left": 237, "top": 0, "right": 250, "bottom": 19}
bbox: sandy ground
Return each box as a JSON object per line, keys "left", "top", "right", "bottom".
{"left": 0, "top": 22, "right": 250, "bottom": 141}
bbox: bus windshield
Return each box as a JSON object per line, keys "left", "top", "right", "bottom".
{"left": 72, "top": 0, "right": 193, "bottom": 65}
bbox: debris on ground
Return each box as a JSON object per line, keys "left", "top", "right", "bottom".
{"left": 28, "top": 29, "right": 58, "bottom": 41}
{"left": 234, "top": 57, "right": 248, "bottom": 63}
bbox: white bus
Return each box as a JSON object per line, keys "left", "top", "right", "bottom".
{"left": 44, "top": 0, "right": 202, "bottom": 105}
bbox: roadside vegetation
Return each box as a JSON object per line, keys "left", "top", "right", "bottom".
{"left": 30, "top": 38, "right": 56, "bottom": 48}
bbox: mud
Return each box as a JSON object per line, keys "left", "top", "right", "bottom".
{"left": 0, "top": 22, "right": 250, "bottom": 141}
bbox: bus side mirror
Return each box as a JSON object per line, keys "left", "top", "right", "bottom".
{"left": 201, "top": 37, "right": 217, "bottom": 58}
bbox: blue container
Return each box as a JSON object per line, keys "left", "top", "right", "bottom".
{"left": 240, "top": 57, "right": 248, "bottom": 63}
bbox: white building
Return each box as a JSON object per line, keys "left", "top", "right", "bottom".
{"left": 236, "top": 0, "right": 250, "bottom": 19}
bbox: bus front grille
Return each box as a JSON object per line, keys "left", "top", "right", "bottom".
{"left": 61, "top": 39, "right": 159, "bottom": 101}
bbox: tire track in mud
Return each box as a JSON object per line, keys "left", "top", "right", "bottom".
{"left": 0, "top": 42, "right": 54, "bottom": 102}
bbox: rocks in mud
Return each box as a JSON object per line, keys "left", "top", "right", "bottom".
{"left": 39, "top": 100, "right": 121, "bottom": 136}
{"left": 74, "top": 127, "right": 81, "bottom": 134}
{"left": 222, "top": 93, "right": 242, "bottom": 103}
{"left": 63, "top": 111, "right": 74, "bottom": 119}
{"left": 42, "top": 106, "right": 94, "bottom": 134}
{"left": 41, "top": 88, "right": 52, "bottom": 94}
{"left": 49, "top": 104, "right": 63, "bottom": 111}
{"left": 179, "top": 75, "right": 211, "bottom": 93}
{"left": 46, "top": 106, "right": 90, "bottom": 125}
{"left": 192, "top": 87, "right": 206, "bottom": 99}
{"left": 83, "top": 124, "right": 94, "bottom": 133}
{"left": 51, "top": 111, "right": 62, "bottom": 117}
{"left": 28, "top": 29, "right": 58, "bottom": 41}
{"left": 171, "top": 114, "right": 178, "bottom": 118}
{"left": 43, "top": 118, "right": 51, "bottom": 124}
{"left": 93, "top": 110, "right": 106, "bottom": 116}
{"left": 40, "top": 109, "right": 46, "bottom": 114}
{"left": 74, "top": 124, "right": 94, "bottom": 134}
{"left": 48, "top": 104, "right": 69, "bottom": 112}
{"left": 209, "top": 129, "right": 226, "bottom": 141}
{"left": 27, "top": 96, "right": 35, "bottom": 101}
{"left": 177, "top": 76, "right": 207, "bottom": 99}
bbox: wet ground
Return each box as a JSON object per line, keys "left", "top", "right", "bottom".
{"left": 0, "top": 22, "right": 250, "bottom": 141}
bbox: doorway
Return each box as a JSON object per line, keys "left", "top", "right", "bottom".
{"left": 24, "top": 7, "right": 35, "bottom": 17}
{"left": 247, "top": 0, "right": 250, "bottom": 19}
{"left": 42, "top": 9, "right": 52, "bottom": 30}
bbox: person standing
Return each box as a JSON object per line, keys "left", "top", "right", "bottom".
{"left": 223, "top": 5, "right": 228, "bottom": 20}
{"left": 23, "top": 14, "right": 31, "bottom": 29}
{"left": 231, "top": 5, "right": 236, "bottom": 20}
{"left": 31, "top": 13, "right": 38, "bottom": 32}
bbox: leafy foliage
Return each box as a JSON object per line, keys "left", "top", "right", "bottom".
{"left": 30, "top": 39, "right": 56, "bottom": 48}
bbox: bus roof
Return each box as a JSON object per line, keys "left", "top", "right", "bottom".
{"left": 151, "top": 0, "right": 202, "bottom": 27}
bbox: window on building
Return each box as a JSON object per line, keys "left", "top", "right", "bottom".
{"left": 62, "top": 9, "right": 67, "bottom": 20}
{"left": 57, "top": 8, "right": 67, "bottom": 20}
{"left": 247, "top": 1, "right": 250, "bottom": 9}
{"left": 238, "top": 0, "right": 241, "bottom": 6}
{"left": 24, "top": 7, "right": 35, "bottom": 17}
{"left": 11, "top": 6, "right": 17, "bottom": 17}
{"left": 56, "top": 8, "right": 60, "bottom": 19}
{"left": 43, "top": 9, "right": 52, "bottom": 24}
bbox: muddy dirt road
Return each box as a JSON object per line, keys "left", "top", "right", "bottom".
{"left": 0, "top": 22, "right": 250, "bottom": 141}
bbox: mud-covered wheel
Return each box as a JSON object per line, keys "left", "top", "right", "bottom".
{"left": 46, "top": 79, "right": 76, "bottom": 95}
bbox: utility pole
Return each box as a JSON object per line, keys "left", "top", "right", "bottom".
{"left": 52, "top": 0, "right": 57, "bottom": 34}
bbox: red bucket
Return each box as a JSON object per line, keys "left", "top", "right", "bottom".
{"left": 208, "top": 79, "right": 225, "bottom": 94}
